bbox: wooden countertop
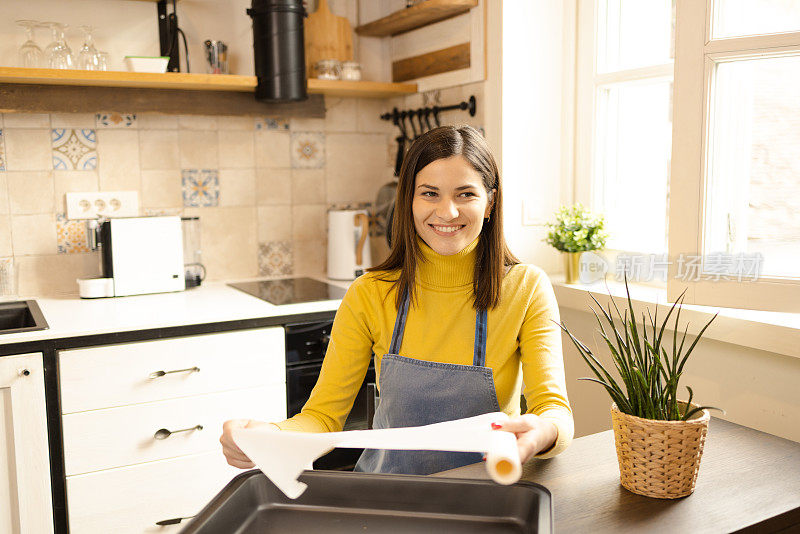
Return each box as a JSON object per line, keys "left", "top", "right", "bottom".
{"left": 436, "top": 418, "right": 800, "bottom": 533}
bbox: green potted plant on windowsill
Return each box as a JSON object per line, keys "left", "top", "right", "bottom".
{"left": 545, "top": 203, "right": 608, "bottom": 283}
{"left": 556, "top": 276, "right": 722, "bottom": 499}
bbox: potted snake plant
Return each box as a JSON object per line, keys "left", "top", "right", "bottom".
{"left": 556, "top": 276, "right": 722, "bottom": 498}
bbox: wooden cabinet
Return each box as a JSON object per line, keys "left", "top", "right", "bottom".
{"left": 58, "top": 327, "right": 285, "bottom": 533}
{"left": 0, "top": 353, "right": 54, "bottom": 534}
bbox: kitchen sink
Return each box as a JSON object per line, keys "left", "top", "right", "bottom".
{"left": 0, "top": 300, "right": 49, "bottom": 335}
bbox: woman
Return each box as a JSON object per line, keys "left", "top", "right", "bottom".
{"left": 221, "top": 125, "right": 573, "bottom": 474}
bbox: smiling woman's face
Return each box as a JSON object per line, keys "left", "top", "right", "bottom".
{"left": 412, "top": 155, "right": 493, "bottom": 256}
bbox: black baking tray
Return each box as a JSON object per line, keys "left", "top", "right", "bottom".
{"left": 180, "top": 470, "right": 552, "bottom": 533}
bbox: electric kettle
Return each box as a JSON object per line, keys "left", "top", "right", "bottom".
{"left": 327, "top": 208, "right": 371, "bottom": 280}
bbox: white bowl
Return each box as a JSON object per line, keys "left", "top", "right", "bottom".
{"left": 124, "top": 56, "right": 170, "bottom": 73}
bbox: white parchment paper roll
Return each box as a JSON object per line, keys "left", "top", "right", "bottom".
{"left": 233, "top": 412, "right": 521, "bottom": 499}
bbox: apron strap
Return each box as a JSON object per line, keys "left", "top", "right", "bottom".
{"left": 389, "top": 291, "right": 411, "bottom": 355}
{"left": 472, "top": 308, "right": 488, "bottom": 367}
{"left": 389, "top": 291, "right": 489, "bottom": 367}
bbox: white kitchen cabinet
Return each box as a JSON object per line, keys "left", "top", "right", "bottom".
{"left": 0, "top": 353, "right": 54, "bottom": 534}
{"left": 59, "top": 326, "right": 285, "bottom": 534}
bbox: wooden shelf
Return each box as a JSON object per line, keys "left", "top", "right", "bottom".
{"left": 0, "top": 67, "right": 417, "bottom": 98}
{"left": 355, "top": 0, "right": 478, "bottom": 37}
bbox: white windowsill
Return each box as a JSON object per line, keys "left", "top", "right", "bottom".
{"left": 550, "top": 274, "right": 800, "bottom": 360}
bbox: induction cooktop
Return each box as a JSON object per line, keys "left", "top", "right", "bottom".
{"left": 228, "top": 277, "right": 347, "bottom": 306}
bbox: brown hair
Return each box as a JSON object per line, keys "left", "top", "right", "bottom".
{"left": 368, "top": 125, "right": 519, "bottom": 310}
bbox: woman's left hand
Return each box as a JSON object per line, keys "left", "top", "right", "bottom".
{"left": 492, "top": 414, "right": 558, "bottom": 463}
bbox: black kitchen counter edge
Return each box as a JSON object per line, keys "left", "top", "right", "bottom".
{"left": 0, "top": 308, "right": 337, "bottom": 534}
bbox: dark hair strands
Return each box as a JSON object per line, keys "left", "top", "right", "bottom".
{"left": 368, "top": 125, "right": 519, "bottom": 310}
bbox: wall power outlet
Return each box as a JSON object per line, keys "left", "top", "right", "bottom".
{"left": 66, "top": 191, "right": 140, "bottom": 220}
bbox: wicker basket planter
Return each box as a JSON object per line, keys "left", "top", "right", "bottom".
{"left": 611, "top": 402, "right": 710, "bottom": 499}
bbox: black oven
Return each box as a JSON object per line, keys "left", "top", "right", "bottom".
{"left": 285, "top": 319, "right": 375, "bottom": 470}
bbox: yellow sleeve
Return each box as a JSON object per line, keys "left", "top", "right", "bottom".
{"left": 518, "top": 268, "right": 574, "bottom": 458}
{"left": 274, "top": 277, "right": 375, "bottom": 433}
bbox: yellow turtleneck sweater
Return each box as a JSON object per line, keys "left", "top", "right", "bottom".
{"left": 275, "top": 238, "right": 574, "bottom": 459}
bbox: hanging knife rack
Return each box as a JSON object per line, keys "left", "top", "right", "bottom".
{"left": 381, "top": 95, "right": 477, "bottom": 176}
{"left": 380, "top": 95, "right": 477, "bottom": 140}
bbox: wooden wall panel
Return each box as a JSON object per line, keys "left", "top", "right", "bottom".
{"left": 392, "top": 43, "right": 471, "bottom": 83}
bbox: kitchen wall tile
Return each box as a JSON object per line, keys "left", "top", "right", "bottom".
{"left": 16, "top": 252, "right": 101, "bottom": 296}
{"left": 289, "top": 117, "right": 325, "bottom": 131}
{"left": 218, "top": 130, "right": 255, "bottom": 169}
{"left": 137, "top": 113, "right": 178, "bottom": 129}
{"left": 11, "top": 213, "right": 57, "bottom": 255}
{"left": 326, "top": 133, "right": 393, "bottom": 203}
{"left": 51, "top": 113, "right": 96, "bottom": 129}
{"left": 291, "top": 204, "right": 326, "bottom": 241}
{"left": 258, "top": 205, "right": 292, "bottom": 242}
{"left": 0, "top": 217, "right": 12, "bottom": 257}
{"left": 141, "top": 170, "right": 182, "bottom": 209}
{"left": 96, "top": 129, "right": 141, "bottom": 190}
{"left": 179, "top": 115, "right": 218, "bottom": 130}
{"left": 180, "top": 130, "right": 219, "bottom": 169}
{"left": 293, "top": 238, "right": 326, "bottom": 276}
{"left": 357, "top": 98, "right": 395, "bottom": 134}
{"left": 143, "top": 208, "right": 182, "bottom": 217}
{"left": 219, "top": 169, "right": 256, "bottom": 207}
{"left": 56, "top": 213, "right": 90, "bottom": 254}
{"left": 324, "top": 97, "right": 357, "bottom": 132}
{"left": 96, "top": 112, "right": 137, "bottom": 128}
{"left": 218, "top": 116, "right": 255, "bottom": 131}
{"left": 7, "top": 171, "right": 54, "bottom": 214}
{"left": 291, "top": 169, "right": 325, "bottom": 204}
{"left": 139, "top": 130, "right": 180, "bottom": 170}
{"left": 4, "top": 129, "right": 52, "bottom": 171}
{"left": 254, "top": 118, "right": 289, "bottom": 131}
{"left": 259, "top": 240, "right": 293, "bottom": 276}
{"left": 290, "top": 132, "right": 325, "bottom": 169}
{"left": 182, "top": 169, "right": 219, "bottom": 207}
{"left": 183, "top": 206, "right": 257, "bottom": 280}
{"left": 256, "top": 168, "right": 291, "bottom": 206}
{"left": 2, "top": 113, "right": 50, "bottom": 128}
{"left": 54, "top": 171, "right": 99, "bottom": 213}
{"left": 0, "top": 174, "right": 8, "bottom": 215}
{"left": 255, "top": 130, "right": 291, "bottom": 168}
{"left": 0, "top": 130, "right": 5, "bottom": 171}
{"left": 52, "top": 129, "right": 98, "bottom": 171}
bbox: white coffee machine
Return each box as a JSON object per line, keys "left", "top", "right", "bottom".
{"left": 78, "top": 216, "right": 185, "bottom": 298}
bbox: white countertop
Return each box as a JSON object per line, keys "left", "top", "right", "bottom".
{"left": 0, "top": 277, "right": 349, "bottom": 345}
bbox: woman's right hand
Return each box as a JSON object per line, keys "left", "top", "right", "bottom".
{"left": 220, "top": 419, "right": 278, "bottom": 469}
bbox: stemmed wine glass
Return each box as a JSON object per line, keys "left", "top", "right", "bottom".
{"left": 16, "top": 20, "right": 43, "bottom": 68}
{"left": 43, "top": 22, "right": 74, "bottom": 69}
{"left": 77, "top": 26, "right": 101, "bottom": 70}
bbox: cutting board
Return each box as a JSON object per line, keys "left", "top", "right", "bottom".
{"left": 304, "top": 0, "right": 354, "bottom": 77}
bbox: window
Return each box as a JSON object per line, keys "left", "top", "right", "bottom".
{"left": 576, "top": 0, "right": 675, "bottom": 270}
{"left": 669, "top": 0, "right": 800, "bottom": 312}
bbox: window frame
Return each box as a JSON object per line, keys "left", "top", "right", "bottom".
{"left": 668, "top": 0, "right": 800, "bottom": 312}
{"left": 575, "top": 0, "right": 675, "bottom": 286}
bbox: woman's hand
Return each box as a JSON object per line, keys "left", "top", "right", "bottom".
{"left": 220, "top": 419, "right": 278, "bottom": 469}
{"left": 492, "top": 414, "right": 558, "bottom": 463}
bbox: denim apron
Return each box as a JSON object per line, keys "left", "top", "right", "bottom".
{"left": 354, "top": 291, "right": 501, "bottom": 475}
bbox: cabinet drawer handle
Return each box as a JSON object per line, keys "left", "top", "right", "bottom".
{"left": 155, "top": 516, "right": 194, "bottom": 526}
{"left": 148, "top": 366, "right": 200, "bottom": 379}
{"left": 154, "top": 425, "right": 203, "bottom": 440}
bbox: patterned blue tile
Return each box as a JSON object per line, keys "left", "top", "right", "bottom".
{"left": 52, "top": 129, "right": 97, "bottom": 170}
{"left": 290, "top": 132, "right": 325, "bottom": 169}
{"left": 96, "top": 112, "right": 137, "bottom": 128}
{"left": 182, "top": 169, "right": 219, "bottom": 207}
{"left": 255, "top": 117, "right": 290, "bottom": 131}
